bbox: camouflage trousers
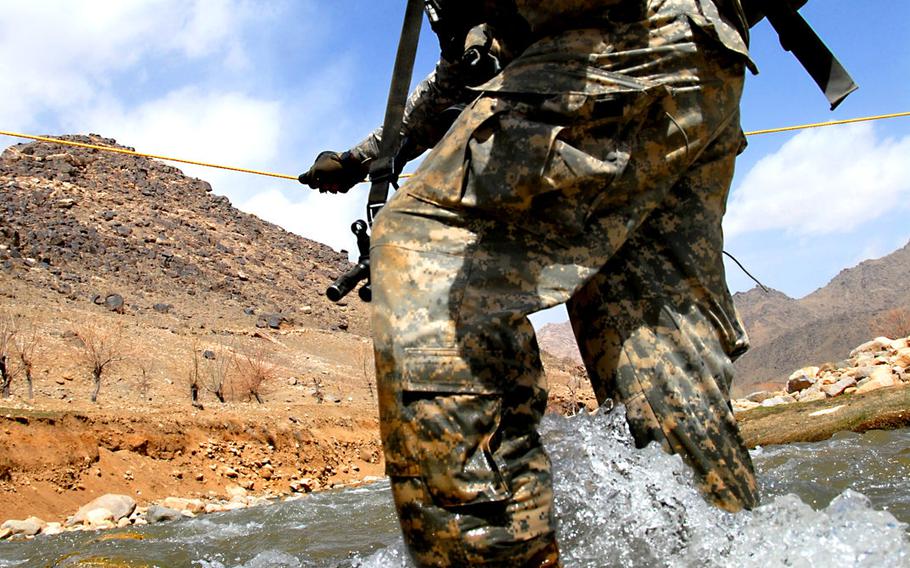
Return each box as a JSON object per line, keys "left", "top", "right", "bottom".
{"left": 370, "top": 19, "right": 758, "bottom": 568}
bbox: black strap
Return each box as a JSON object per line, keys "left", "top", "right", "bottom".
{"left": 366, "top": 0, "right": 424, "bottom": 224}
{"left": 762, "top": 1, "right": 857, "bottom": 110}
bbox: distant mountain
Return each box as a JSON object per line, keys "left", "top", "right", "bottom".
{"left": 536, "top": 241, "right": 910, "bottom": 394}
{"left": 537, "top": 322, "right": 581, "bottom": 364}
{"left": 0, "top": 135, "right": 368, "bottom": 334}
{"left": 732, "top": 241, "right": 910, "bottom": 393}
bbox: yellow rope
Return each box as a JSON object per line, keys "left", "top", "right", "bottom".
{"left": 2, "top": 110, "right": 909, "bottom": 182}
{"left": 743, "top": 111, "right": 910, "bottom": 136}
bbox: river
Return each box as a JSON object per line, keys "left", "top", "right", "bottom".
{"left": 1, "top": 406, "right": 908, "bottom": 567}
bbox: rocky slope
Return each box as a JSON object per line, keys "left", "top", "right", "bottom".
{"left": 732, "top": 241, "right": 910, "bottom": 392}
{"left": 0, "top": 134, "right": 368, "bottom": 335}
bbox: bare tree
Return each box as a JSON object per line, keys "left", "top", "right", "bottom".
{"left": 13, "top": 325, "right": 38, "bottom": 400}
{"left": 360, "top": 341, "right": 375, "bottom": 402}
{"left": 186, "top": 340, "right": 203, "bottom": 407}
{"left": 201, "top": 343, "right": 232, "bottom": 404}
{"left": 0, "top": 315, "right": 16, "bottom": 398}
{"left": 234, "top": 346, "right": 275, "bottom": 404}
{"left": 871, "top": 307, "right": 910, "bottom": 340}
{"left": 74, "top": 324, "right": 127, "bottom": 403}
{"left": 136, "top": 358, "right": 154, "bottom": 401}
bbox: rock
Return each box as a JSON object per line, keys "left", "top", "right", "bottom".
{"left": 0, "top": 528, "right": 11, "bottom": 540}
{"left": 761, "top": 395, "right": 793, "bottom": 408}
{"left": 202, "top": 350, "right": 216, "bottom": 360}
{"left": 222, "top": 467, "right": 238, "bottom": 478}
{"left": 244, "top": 307, "right": 255, "bottom": 316}
{"left": 287, "top": 377, "right": 298, "bottom": 386}
{"left": 798, "top": 390, "right": 827, "bottom": 403}
{"left": 161, "top": 497, "right": 205, "bottom": 513}
{"left": 267, "top": 314, "right": 285, "bottom": 330}
{"left": 152, "top": 303, "right": 172, "bottom": 314}
{"left": 856, "top": 372, "right": 897, "bottom": 394}
{"left": 786, "top": 366, "right": 819, "bottom": 393}
{"left": 894, "top": 347, "right": 910, "bottom": 368}
{"left": 56, "top": 198, "right": 76, "bottom": 209}
{"left": 1, "top": 517, "right": 44, "bottom": 537}
{"left": 301, "top": 305, "right": 313, "bottom": 315}
{"left": 869, "top": 365, "right": 895, "bottom": 383}
{"left": 225, "top": 483, "right": 247, "bottom": 498}
{"left": 259, "top": 466, "right": 273, "bottom": 480}
{"left": 42, "top": 522, "right": 64, "bottom": 536}
{"left": 289, "top": 478, "right": 318, "bottom": 493}
{"left": 85, "top": 508, "right": 115, "bottom": 527}
{"left": 850, "top": 337, "right": 894, "bottom": 357}
{"left": 745, "top": 391, "right": 776, "bottom": 403}
{"left": 732, "top": 400, "right": 761, "bottom": 413}
{"left": 845, "top": 366, "right": 875, "bottom": 380}
{"left": 821, "top": 377, "right": 857, "bottom": 398}
{"left": 104, "top": 293, "right": 125, "bottom": 313}
{"left": 145, "top": 505, "right": 182, "bottom": 524}
{"left": 71, "top": 494, "right": 137, "bottom": 525}
{"left": 102, "top": 211, "right": 117, "bottom": 221}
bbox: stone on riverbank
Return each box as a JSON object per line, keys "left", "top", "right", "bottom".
{"left": 734, "top": 333, "right": 910, "bottom": 413}
{"left": 68, "top": 494, "right": 136, "bottom": 526}
{"left": 1, "top": 517, "right": 44, "bottom": 537}
{"left": 146, "top": 505, "right": 183, "bottom": 524}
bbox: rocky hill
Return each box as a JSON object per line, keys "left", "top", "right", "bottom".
{"left": 0, "top": 135, "right": 368, "bottom": 334}
{"left": 732, "top": 241, "right": 910, "bottom": 392}
{"left": 535, "top": 241, "right": 910, "bottom": 395}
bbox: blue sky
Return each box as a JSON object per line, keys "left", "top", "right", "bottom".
{"left": 1, "top": 1, "right": 908, "bottom": 327}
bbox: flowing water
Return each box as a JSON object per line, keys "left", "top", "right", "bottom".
{"left": 1, "top": 406, "right": 908, "bottom": 567}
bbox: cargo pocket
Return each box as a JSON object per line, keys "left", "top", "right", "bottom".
{"left": 392, "top": 347, "right": 511, "bottom": 508}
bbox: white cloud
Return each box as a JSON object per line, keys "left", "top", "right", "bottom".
{"left": 241, "top": 188, "right": 367, "bottom": 257}
{"left": 0, "top": 0, "right": 268, "bottom": 130}
{"left": 67, "top": 87, "right": 287, "bottom": 204}
{"left": 725, "top": 123, "right": 910, "bottom": 237}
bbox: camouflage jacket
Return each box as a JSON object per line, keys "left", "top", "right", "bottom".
{"left": 350, "top": 0, "right": 753, "bottom": 164}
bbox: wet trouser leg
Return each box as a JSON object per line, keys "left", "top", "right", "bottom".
{"left": 369, "top": 18, "right": 753, "bottom": 567}
{"left": 567, "top": 117, "right": 759, "bottom": 512}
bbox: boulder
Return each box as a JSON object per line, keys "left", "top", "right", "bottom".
{"left": 145, "top": 505, "right": 182, "bottom": 524}
{"left": 786, "top": 366, "right": 819, "bottom": 393}
{"left": 821, "top": 377, "right": 857, "bottom": 398}
{"left": 894, "top": 347, "right": 910, "bottom": 368}
{"left": 761, "top": 395, "right": 794, "bottom": 408}
{"left": 869, "top": 366, "right": 895, "bottom": 383}
{"left": 85, "top": 508, "right": 115, "bottom": 527}
{"left": 152, "top": 303, "right": 172, "bottom": 314}
{"left": 70, "top": 494, "right": 136, "bottom": 525}
{"left": 225, "top": 483, "right": 247, "bottom": 498}
{"left": 1, "top": 517, "right": 44, "bottom": 537}
{"left": 850, "top": 337, "right": 894, "bottom": 357}
{"left": 745, "top": 391, "right": 775, "bottom": 403}
{"left": 798, "top": 390, "right": 827, "bottom": 403}
{"left": 856, "top": 373, "right": 897, "bottom": 394}
{"left": 104, "top": 293, "right": 125, "bottom": 313}
{"left": 161, "top": 497, "right": 205, "bottom": 513}
{"left": 732, "top": 399, "right": 760, "bottom": 413}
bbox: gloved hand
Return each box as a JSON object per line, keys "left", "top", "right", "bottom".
{"left": 298, "top": 151, "right": 368, "bottom": 194}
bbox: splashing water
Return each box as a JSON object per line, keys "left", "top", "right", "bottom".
{"left": 358, "top": 406, "right": 910, "bottom": 568}
{"left": 1, "top": 406, "right": 908, "bottom": 567}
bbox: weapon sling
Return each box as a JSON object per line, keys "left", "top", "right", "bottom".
{"left": 761, "top": 1, "right": 858, "bottom": 110}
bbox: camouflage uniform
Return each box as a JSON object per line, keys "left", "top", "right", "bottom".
{"left": 361, "top": 1, "right": 760, "bottom": 565}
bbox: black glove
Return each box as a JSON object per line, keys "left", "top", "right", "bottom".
{"left": 298, "top": 151, "right": 368, "bottom": 194}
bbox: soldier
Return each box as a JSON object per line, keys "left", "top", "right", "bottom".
{"left": 303, "top": 1, "right": 762, "bottom": 565}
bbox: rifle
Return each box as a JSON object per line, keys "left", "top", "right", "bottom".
{"left": 317, "top": 0, "right": 424, "bottom": 304}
